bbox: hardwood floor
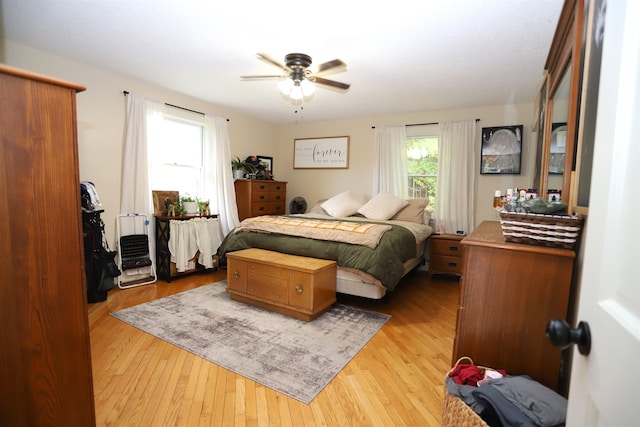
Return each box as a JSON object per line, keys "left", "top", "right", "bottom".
{"left": 88, "top": 269, "right": 460, "bottom": 426}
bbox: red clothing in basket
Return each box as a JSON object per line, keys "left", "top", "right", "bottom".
{"left": 448, "top": 363, "right": 484, "bottom": 386}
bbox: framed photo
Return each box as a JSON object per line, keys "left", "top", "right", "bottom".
{"left": 152, "top": 190, "right": 179, "bottom": 216}
{"left": 257, "top": 155, "right": 273, "bottom": 174}
{"left": 480, "top": 125, "right": 523, "bottom": 174}
{"left": 294, "top": 136, "right": 349, "bottom": 169}
{"left": 549, "top": 122, "right": 567, "bottom": 174}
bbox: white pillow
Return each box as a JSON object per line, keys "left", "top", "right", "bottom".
{"left": 321, "top": 191, "right": 363, "bottom": 217}
{"left": 357, "top": 192, "right": 409, "bottom": 220}
{"left": 308, "top": 199, "right": 328, "bottom": 215}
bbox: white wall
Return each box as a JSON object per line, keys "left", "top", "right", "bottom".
{"left": 3, "top": 40, "right": 278, "bottom": 244}
{"left": 3, "top": 40, "right": 538, "bottom": 240}
{"left": 275, "top": 104, "right": 536, "bottom": 228}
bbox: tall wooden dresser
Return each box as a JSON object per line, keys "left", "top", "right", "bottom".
{"left": 0, "top": 65, "right": 96, "bottom": 424}
{"left": 452, "top": 221, "right": 575, "bottom": 393}
{"left": 234, "top": 179, "right": 287, "bottom": 221}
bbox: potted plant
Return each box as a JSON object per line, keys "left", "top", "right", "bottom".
{"left": 231, "top": 156, "right": 246, "bottom": 179}
{"left": 178, "top": 194, "right": 199, "bottom": 215}
{"left": 243, "top": 161, "right": 259, "bottom": 180}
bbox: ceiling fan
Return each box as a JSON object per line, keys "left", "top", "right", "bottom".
{"left": 241, "top": 53, "right": 350, "bottom": 104}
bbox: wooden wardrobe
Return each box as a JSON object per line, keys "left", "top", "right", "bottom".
{"left": 0, "top": 65, "right": 96, "bottom": 425}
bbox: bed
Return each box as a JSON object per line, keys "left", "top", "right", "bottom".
{"left": 217, "top": 193, "right": 432, "bottom": 299}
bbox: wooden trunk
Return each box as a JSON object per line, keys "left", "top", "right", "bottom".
{"left": 226, "top": 248, "right": 337, "bottom": 321}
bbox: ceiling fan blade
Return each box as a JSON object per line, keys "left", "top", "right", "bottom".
{"left": 312, "top": 59, "right": 347, "bottom": 77}
{"left": 256, "top": 53, "right": 290, "bottom": 73}
{"left": 312, "top": 76, "right": 351, "bottom": 92}
{"left": 240, "top": 75, "right": 286, "bottom": 81}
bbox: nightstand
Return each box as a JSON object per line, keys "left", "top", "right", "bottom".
{"left": 428, "top": 233, "right": 464, "bottom": 278}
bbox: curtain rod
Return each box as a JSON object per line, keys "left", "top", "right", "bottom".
{"left": 122, "top": 91, "right": 229, "bottom": 121}
{"left": 371, "top": 118, "right": 480, "bottom": 129}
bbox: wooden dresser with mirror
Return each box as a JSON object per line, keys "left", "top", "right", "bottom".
{"left": 453, "top": 0, "right": 605, "bottom": 396}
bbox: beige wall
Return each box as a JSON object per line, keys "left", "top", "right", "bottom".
{"left": 3, "top": 40, "right": 277, "bottom": 243}
{"left": 275, "top": 105, "right": 537, "bottom": 228}
{"left": 3, "top": 40, "right": 538, "bottom": 241}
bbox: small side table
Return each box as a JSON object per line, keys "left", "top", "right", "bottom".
{"left": 428, "top": 233, "right": 464, "bottom": 278}
{"left": 155, "top": 214, "right": 219, "bottom": 282}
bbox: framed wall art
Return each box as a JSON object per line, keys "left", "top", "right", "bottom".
{"left": 480, "top": 125, "right": 523, "bottom": 174}
{"left": 293, "top": 136, "right": 349, "bottom": 169}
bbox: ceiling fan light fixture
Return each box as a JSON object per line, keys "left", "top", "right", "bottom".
{"left": 300, "top": 78, "right": 316, "bottom": 97}
{"left": 278, "top": 78, "right": 294, "bottom": 95}
{"left": 289, "top": 82, "right": 303, "bottom": 101}
{"left": 243, "top": 52, "right": 349, "bottom": 107}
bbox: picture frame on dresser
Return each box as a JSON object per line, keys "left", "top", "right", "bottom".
{"left": 257, "top": 155, "right": 273, "bottom": 175}
{"left": 152, "top": 190, "right": 179, "bottom": 216}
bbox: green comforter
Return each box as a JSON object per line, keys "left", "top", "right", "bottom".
{"left": 217, "top": 216, "right": 418, "bottom": 292}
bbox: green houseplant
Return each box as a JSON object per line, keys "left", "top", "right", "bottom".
{"left": 176, "top": 194, "right": 199, "bottom": 216}
{"left": 231, "top": 156, "right": 246, "bottom": 179}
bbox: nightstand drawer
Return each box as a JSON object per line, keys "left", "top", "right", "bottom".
{"left": 432, "top": 238, "right": 463, "bottom": 256}
{"left": 430, "top": 254, "right": 462, "bottom": 275}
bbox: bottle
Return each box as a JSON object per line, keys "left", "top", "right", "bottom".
{"left": 506, "top": 188, "right": 514, "bottom": 202}
{"left": 493, "top": 190, "right": 502, "bottom": 208}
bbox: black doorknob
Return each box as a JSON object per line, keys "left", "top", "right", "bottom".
{"left": 546, "top": 319, "right": 591, "bottom": 355}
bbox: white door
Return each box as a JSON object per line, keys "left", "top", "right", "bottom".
{"left": 566, "top": 0, "right": 640, "bottom": 425}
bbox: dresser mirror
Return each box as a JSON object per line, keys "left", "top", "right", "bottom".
{"left": 546, "top": 65, "right": 571, "bottom": 195}
{"left": 537, "top": 0, "right": 584, "bottom": 210}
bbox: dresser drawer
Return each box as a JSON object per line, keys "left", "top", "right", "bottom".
{"left": 251, "top": 191, "right": 270, "bottom": 203}
{"left": 251, "top": 202, "right": 270, "bottom": 215}
{"left": 270, "top": 192, "right": 285, "bottom": 202}
{"left": 269, "top": 202, "right": 285, "bottom": 215}
{"left": 252, "top": 181, "right": 271, "bottom": 192}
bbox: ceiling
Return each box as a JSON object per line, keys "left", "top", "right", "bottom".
{"left": 1, "top": 0, "right": 563, "bottom": 124}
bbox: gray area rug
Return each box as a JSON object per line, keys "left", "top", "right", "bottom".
{"left": 111, "top": 281, "right": 390, "bottom": 404}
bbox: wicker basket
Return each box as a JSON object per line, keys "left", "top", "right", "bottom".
{"left": 442, "top": 356, "right": 489, "bottom": 426}
{"left": 442, "top": 390, "right": 488, "bottom": 427}
{"left": 499, "top": 211, "right": 584, "bottom": 250}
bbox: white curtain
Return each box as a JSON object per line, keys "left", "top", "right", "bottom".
{"left": 120, "top": 94, "right": 164, "bottom": 261}
{"left": 203, "top": 116, "right": 240, "bottom": 235}
{"left": 372, "top": 126, "right": 408, "bottom": 197}
{"left": 435, "top": 120, "right": 477, "bottom": 235}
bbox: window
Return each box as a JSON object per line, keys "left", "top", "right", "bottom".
{"left": 406, "top": 125, "right": 438, "bottom": 213}
{"left": 149, "top": 110, "right": 205, "bottom": 199}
